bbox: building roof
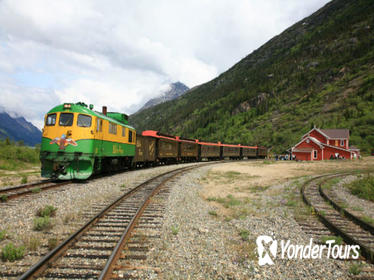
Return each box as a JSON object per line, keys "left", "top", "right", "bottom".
{"left": 319, "top": 129, "right": 349, "bottom": 139}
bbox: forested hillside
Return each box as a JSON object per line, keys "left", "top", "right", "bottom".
{"left": 130, "top": 0, "right": 374, "bottom": 154}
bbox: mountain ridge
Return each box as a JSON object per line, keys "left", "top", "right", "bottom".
{"left": 129, "top": 0, "right": 374, "bottom": 153}
{"left": 0, "top": 112, "right": 42, "bottom": 146}
{"left": 135, "top": 82, "right": 189, "bottom": 113}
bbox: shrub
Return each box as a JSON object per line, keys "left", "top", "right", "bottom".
{"left": 1, "top": 243, "right": 25, "bottom": 261}
{"left": 33, "top": 216, "right": 52, "bottom": 231}
{"left": 0, "top": 195, "right": 8, "bottom": 202}
{"left": 36, "top": 205, "right": 57, "bottom": 217}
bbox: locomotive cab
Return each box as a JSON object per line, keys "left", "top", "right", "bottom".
{"left": 40, "top": 103, "right": 96, "bottom": 179}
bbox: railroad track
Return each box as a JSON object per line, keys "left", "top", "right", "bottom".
{"left": 0, "top": 180, "right": 72, "bottom": 202}
{"left": 301, "top": 174, "right": 374, "bottom": 264}
{"left": 19, "top": 163, "right": 206, "bottom": 279}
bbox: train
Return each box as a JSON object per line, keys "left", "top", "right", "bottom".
{"left": 40, "top": 102, "right": 267, "bottom": 180}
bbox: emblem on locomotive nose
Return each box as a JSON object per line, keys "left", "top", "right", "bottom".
{"left": 50, "top": 134, "right": 78, "bottom": 150}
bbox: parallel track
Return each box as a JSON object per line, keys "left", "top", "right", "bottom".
{"left": 0, "top": 180, "right": 72, "bottom": 202}
{"left": 301, "top": 174, "right": 374, "bottom": 264}
{"left": 19, "top": 163, "right": 207, "bottom": 279}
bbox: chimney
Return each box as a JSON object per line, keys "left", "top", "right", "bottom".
{"left": 102, "top": 106, "right": 107, "bottom": 116}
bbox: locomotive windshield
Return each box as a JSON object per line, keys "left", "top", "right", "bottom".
{"left": 77, "top": 114, "right": 92, "bottom": 127}
{"left": 45, "top": 113, "right": 56, "bottom": 126}
{"left": 59, "top": 113, "right": 74, "bottom": 126}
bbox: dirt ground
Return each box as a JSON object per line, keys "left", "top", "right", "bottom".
{"left": 0, "top": 167, "right": 41, "bottom": 188}
{"left": 199, "top": 157, "right": 374, "bottom": 213}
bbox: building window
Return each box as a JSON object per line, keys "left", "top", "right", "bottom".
{"left": 122, "top": 127, "right": 126, "bottom": 137}
{"left": 109, "top": 122, "right": 117, "bottom": 135}
{"left": 340, "top": 140, "right": 344, "bottom": 146}
{"left": 314, "top": 150, "right": 317, "bottom": 159}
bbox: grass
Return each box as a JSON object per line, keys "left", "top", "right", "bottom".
{"left": 33, "top": 216, "right": 52, "bottom": 231}
{"left": 321, "top": 235, "right": 343, "bottom": 245}
{"left": 0, "top": 230, "right": 7, "bottom": 241}
{"left": 285, "top": 200, "right": 297, "bottom": 207}
{"left": 322, "top": 177, "right": 341, "bottom": 190}
{"left": 21, "top": 175, "right": 27, "bottom": 184}
{"left": 171, "top": 225, "right": 179, "bottom": 235}
{"left": 120, "top": 184, "right": 126, "bottom": 190}
{"left": 0, "top": 195, "right": 8, "bottom": 202}
{"left": 348, "top": 263, "right": 363, "bottom": 275}
{"left": 347, "top": 174, "right": 374, "bottom": 202}
{"left": 36, "top": 205, "right": 57, "bottom": 217}
{"left": 23, "top": 235, "right": 41, "bottom": 251}
{"left": 208, "top": 210, "right": 218, "bottom": 217}
{"left": 361, "top": 215, "right": 374, "bottom": 225}
{"left": 206, "top": 194, "right": 241, "bottom": 208}
{"left": 31, "top": 187, "right": 41, "bottom": 193}
{"left": 1, "top": 243, "right": 25, "bottom": 261}
{"left": 239, "top": 229, "right": 250, "bottom": 241}
{"left": 352, "top": 206, "right": 363, "bottom": 212}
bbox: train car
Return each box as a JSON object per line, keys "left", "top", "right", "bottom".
{"left": 198, "top": 141, "right": 221, "bottom": 160}
{"left": 134, "top": 133, "right": 156, "bottom": 167}
{"left": 142, "top": 131, "right": 179, "bottom": 163}
{"left": 257, "top": 146, "right": 267, "bottom": 158}
{"left": 178, "top": 137, "right": 199, "bottom": 162}
{"left": 40, "top": 102, "right": 136, "bottom": 179}
{"left": 222, "top": 144, "right": 241, "bottom": 159}
{"left": 241, "top": 145, "right": 257, "bottom": 159}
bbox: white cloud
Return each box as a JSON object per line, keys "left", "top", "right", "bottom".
{"left": 0, "top": 0, "right": 330, "bottom": 127}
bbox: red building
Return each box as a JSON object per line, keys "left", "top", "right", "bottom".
{"left": 291, "top": 127, "right": 360, "bottom": 161}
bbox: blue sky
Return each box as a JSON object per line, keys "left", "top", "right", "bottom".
{"left": 0, "top": 0, "right": 330, "bottom": 129}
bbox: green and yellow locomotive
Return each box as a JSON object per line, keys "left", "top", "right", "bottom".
{"left": 40, "top": 102, "right": 136, "bottom": 179}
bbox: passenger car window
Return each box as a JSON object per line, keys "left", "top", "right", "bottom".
{"left": 77, "top": 114, "right": 92, "bottom": 127}
{"left": 128, "top": 130, "right": 133, "bottom": 142}
{"left": 109, "top": 122, "right": 117, "bottom": 134}
{"left": 59, "top": 113, "right": 74, "bottom": 126}
{"left": 46, "top": 113, "right": 56, "bottom": 126}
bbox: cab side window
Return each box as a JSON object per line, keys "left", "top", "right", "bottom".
{"left": 77, "top": 114, "right": 92, "bottom": 127}
{"left": 128, "top": 130, "right": 133, "bottom": 143}
{"left": 122, "top": 127, "right": 126, "bottom": 137}
{"left": 46, "top": 113, "right": 56, "bottom": 126}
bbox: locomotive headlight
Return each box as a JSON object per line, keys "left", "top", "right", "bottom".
{"left": 63, "top": 103, "right": 71, "bottom": 109}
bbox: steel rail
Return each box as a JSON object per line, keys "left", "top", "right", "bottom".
{"left": 19, "top": 163, "right": 209, "bottom": 279}
{"left": 0, "top": 180, "right": 72, "bottom": 202}
{"left": 98, "top": 164, "right": 197, "bottom": 280}
{"left": 301, "top": 174, "right": 374, "bottom": 264}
